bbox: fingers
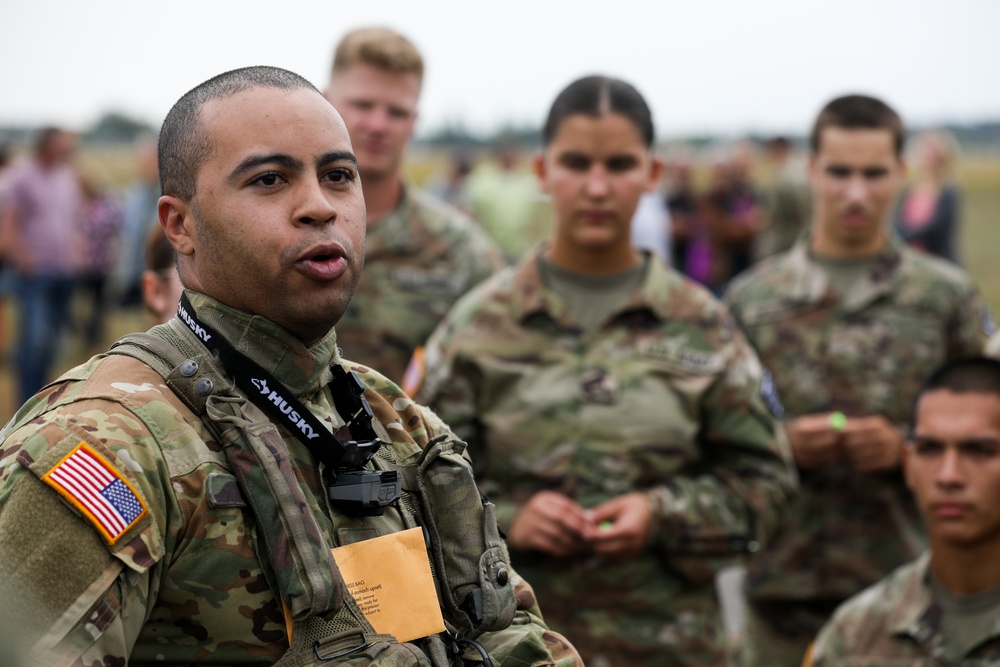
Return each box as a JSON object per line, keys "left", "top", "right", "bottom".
{"left": 586, "top": 493, "right": 652, "bottom": 560}
{"left": 508, "top": 491, "right": 589, "bottom": 557}
{"left": 509, "top": 492, "right": 655, "bottom": 560}
{"left": 786, "top": 414, "right": 844, "bottom": 469}
{"left": 841, "top": 416, "right": 902, "bottom": 472}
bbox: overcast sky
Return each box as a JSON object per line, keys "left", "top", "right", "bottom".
{"left": 1, "top": 0, "right": 998, "bottom": 139}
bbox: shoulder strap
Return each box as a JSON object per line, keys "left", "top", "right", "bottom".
{"left": 110, "top": 320, "right": 346, "bottom": 622}
{"left": 108, "top": 322, "right": 226, "bottom": 418}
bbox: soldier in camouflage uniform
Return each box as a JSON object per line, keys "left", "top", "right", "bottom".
{"left": 0, "top": 67, "right": 581, "bottom": 667}
{"left": 808, "top": 357, "right": 1000, "bottom": 666}
{"left": 414, "top": 75, "right": 797, "bottom": 667}
{"left": 323, "top": 27, "right": 506, "bottom": 385}
{"left": 725, "top": 95, "right": 991, "bottom": 666}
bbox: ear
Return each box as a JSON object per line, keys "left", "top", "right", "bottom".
{"left": 532, "top": 152, "right": 548, "bottom": 193}
{"left": 158, "top": 195, "right": 195, "bottom": 257}
{"left": 402, "top": 107, "right": 419, "bottom": 144}
{"left": 646, "top": 156, "right": 665, "bottom": 192}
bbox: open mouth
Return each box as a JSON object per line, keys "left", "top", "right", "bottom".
{"left": 296, "top": 244, "right": 347, "bottom": 280}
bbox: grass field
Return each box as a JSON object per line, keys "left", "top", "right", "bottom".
{"left": 0, "top": 154, "right": 996, "bottom": 420}
{"left": 956, "top": 157, "right": 1000, "bottom": 312}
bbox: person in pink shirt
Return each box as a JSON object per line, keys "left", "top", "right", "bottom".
{"left": 1, "top": 127, "right": 84, "bottom": 403}
{"left": 891, "top": 130, "right": 961, "bottom": 264}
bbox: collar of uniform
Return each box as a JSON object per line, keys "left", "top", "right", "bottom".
{"left": 184, "top": 290, "right": 339, "bottom": 397}
{"left": 509, "top": 245, "right": 675, "bottom": 326}
{"left": 364, "top": 183, "right": 415, "bottom": 256}
{"left": 627, "top": 251, "right": 689, "bottom": 322}
{"left": 786, "top": 232, "right": 905, "bottom": 311}
{"left": 508, "top": 244, "right": 571, "bottom": 326}
{"left": 886, "top": 552, "right": 942, "bottom": 645}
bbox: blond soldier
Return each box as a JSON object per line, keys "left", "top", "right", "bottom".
{"left": 324, "top": 28, "right": 506, "bottom": 385}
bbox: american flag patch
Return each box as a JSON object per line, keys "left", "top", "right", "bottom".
{"left": 41, "top": 443, "right": 147, "bottom": 545}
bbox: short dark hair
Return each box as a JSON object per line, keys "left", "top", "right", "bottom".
{"left": 810, "top": 94, "right": 905, "bottom": 158}
{"left": 910, "top": 357, "right": 1000, "bottom": 432}
{"left": 542, "top": 75, "right": 654, "bottom": 148}
{"left": 158, "top": 66, "right": 321, "bottom": 199}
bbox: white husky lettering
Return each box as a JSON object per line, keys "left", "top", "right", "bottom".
{"left": 298, "top": 419, "right": 320, "bottom": 439}
{"left": 177, "top": 303, "right": 213, "bottom": 343}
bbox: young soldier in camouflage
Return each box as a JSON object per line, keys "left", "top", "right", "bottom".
{"left": 725, "top": 95, "right": 992, "bottom": 666}
{"left": 414, "top": 75, "right": 796, "bottom": 667}
{"left": 0, "top": 66, "right": 581, "bottom": 667}
{"left": 323, "top": 28, "right": 506, "bottom": 385}
{"left": 809, "top": 357, "right": 1000, "bottom": 665}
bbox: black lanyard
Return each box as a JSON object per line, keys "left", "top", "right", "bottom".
{"left": 176, "top": 293, "right": 381, "bottom": 475}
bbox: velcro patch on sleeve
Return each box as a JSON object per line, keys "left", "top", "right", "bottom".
{"left": 401, "top": 346, "right": 426, "bottom": 398}
{"left": 41, "top": 442, "right": 148, "bottom": 545}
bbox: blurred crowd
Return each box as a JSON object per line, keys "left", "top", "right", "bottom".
{"left": 426, "top": 126, "right": 963, "bottom": 294}
{"left": 0, "top": 120, "right": 967, "bottom": 408}
{"left": 0, "top": 130, "right": 162, "bottom": 405}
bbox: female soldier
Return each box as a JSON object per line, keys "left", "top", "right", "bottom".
{"left": 413, "top": 76, "right": 795, "bottom": 667}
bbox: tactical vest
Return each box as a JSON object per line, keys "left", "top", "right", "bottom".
{"left": 109, "top": 320, "right": 516, "bottom": 666}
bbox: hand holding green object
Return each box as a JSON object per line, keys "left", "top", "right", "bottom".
{"left": 829, "top": 411, "right": 848, "bottom": 432}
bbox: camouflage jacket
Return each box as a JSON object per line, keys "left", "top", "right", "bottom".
{"left": 809, "top": 553, "right": 1000, "bottom": 666}
{"left": 416, "top": 247, "right": 797, "bottom": 667}
{"left": 335, "top": 186, "right": 506, "bottom": 385}
{"left": 725, "top": 236, "right": 990, "bottom": 602}
{"left": 0, "top": 292, "right": 580, "bottom": 667}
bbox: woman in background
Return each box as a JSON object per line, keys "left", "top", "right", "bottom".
{"left": 414, "top": 75, "right": 794, "bottom": 667}
{"left": 892, "top": 130, "right": 962, "bottom": 264}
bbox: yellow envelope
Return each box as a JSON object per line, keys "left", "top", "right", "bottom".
{"left": 331, "top": 527, "right": 446, "bottom": 643}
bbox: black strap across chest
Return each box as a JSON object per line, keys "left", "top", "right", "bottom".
{"left": 176, "top": 293, "right": 381, "bottom": 474}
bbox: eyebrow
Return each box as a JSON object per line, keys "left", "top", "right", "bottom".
{"left": 229, "top": 153, "right": 303, "bottom": 182}
{"left": 911, "top": 435, "right": 1000, "bottom": 446}
{"left": 555, "top": 150, "right": 589, "bottom": 161}
{"left": 317, "top": 151, "right": 358, "bottom": 168}
{"left": 229, "top": 151, "right": 358, "bottom": 183}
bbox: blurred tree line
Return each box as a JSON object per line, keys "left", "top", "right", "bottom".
{"left": 1, "top": 110, "right": 999, "bottom": 153}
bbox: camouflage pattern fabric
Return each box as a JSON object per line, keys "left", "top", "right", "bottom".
{"left": 416, "top": 247, "right": 797, "bottom": 667}
{"left": 808, "top": 553, "right": 1000, "bottom": 666}
{"left": 752, "top": 163, "right": 811, "bottom": 262}
{"left": 335, "top": 187, "right": 506, "bottom": 385}
{"left": 725, "top": 235, "right": 990, "bottom": 665}
{"left": 0, "top": 291, "right": 581, "bottom": 667}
